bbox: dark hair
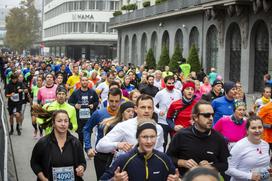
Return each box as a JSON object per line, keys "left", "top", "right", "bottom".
{"left": 246, "top": 116, "right": 263, "bottom": 130}
{"left": 136, "top": 94, "right": 154, "bottom": 107}
{"left": 192, "top": 100, "right": 211, "bottom": 117}
{"left": 52, "top": 110, "right": 69, "bottom": 123}
{"left": 164, "top": 75, "right": 175, "bottom": 84}
{"left": 107, "top": 71, "right": 115, "bottom": 78}
{"left": 10, "top": 74, "right": 18, "bottom": 79}
{"left": 109, "top": 81, "right": 121, "bottom": 89}
{"left": 108, "top": 87, "right": 122, "bottom": 99}
{"left": 147, "top": 75, "right": 154, "bottom": 80}
{"left": 183, "top": 167, "right": 220, "bottom": 181}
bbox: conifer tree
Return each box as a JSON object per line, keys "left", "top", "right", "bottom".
{"left": 145, "top": 48, "right": 156, "bottom": 69}
{"left": 157, "top": 45, "right": 170, "bottom": 70}
{"left": 187, "top": 44, "right": 201, "bottom": 72}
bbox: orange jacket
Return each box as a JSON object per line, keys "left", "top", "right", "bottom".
{"left": 258, "top": 102, "right": 272, "bottom": 143}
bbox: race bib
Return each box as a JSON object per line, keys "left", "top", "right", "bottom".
{"left": 11, "top": 93, "right": 19, "bottom": 102}
{"left": 52, "top": 166, "right": 75, "bottom": 181}
{"left": 79, "top": 108, "right": 91, "bottom": 119}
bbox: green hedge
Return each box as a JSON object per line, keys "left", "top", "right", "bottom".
{"left": 143, "top": 1, "right": 150, "bottom": 7}
{"left": 113, "top": 11, "right": 122, "bottom": 16}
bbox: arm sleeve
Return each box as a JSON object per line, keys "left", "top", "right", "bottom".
{"left": 155, "top": 124, "right": 164, "bottom": 152}
{"left": 83, "top": 111, "right": 100, "bottom": 152}
{"left": 212, "top": 137, "right": 229, "bottom": 176}
{"left": 95, "top": 123, "right": 124, "bottom": 153}
{"left": 258, "top": 105, "right": 268, "bottom": 118}
{"left": 68, "top": 92, "right": 77, "bottom": 106}
{"left": 30, "top": 141, "right": 45, "bottom": 175}
{"left": 76, "top": 140, "right": 87, "bottom": 170}
{"left": 91, "top": 90, "right": 99, "bottom": 110}
{"left": 166, "top": 134, "right": 181, "bottom": 166}
{"left": 37, "top": 89, "right": 42, "bottom": 104}
{"left": 154, "top": 92, "right": 161, "bottom": 114}
{"left": 225, "top": 144, "right": 252, "bottom": 180}
{"left": 70, "top": 107, "right": 78, "bottom": 132}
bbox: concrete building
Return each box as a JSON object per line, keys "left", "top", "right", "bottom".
{"left": 110, "top": 0, "right": 272, "bottom": 93}
{"left": 42, "top": 0, "right": 120, "bottom": 60}
{"left": 0, "top": 5, "right": 11, "bottom": 47}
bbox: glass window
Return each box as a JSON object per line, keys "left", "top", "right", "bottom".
{"left": 73, "top": 22, "right": 79, "bottom": 32}
{"left": 79, "top": 22, "right": 87, "bottom": 33}
{"left": 80, "top": 1, "right": 86, "bottom": 10}
{"left": 110, "top": 1, "right": 115, "bottom": 10}
{"left": 88, "top": 22, "right": 95, "bottom": 32}
{"left": 69, "top": 2, "right": 73, "bottom": 11}
{"left": 96, "top": 22, "right": 103, "bottom": 33}
{"left": 96, "top": 1, "right": 105, "bottom": 10}
{"left": 89, "top": 1, "right": 95, "bottom": 10}
{"left": 68, "top": 23, "right": 72, "bottom": 33}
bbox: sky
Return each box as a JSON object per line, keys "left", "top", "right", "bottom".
{"left": 0, "top": 0, "right": 20, "bottom": 8}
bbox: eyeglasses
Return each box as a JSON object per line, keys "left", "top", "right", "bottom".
{"left": 140, "top": 135, "right": 157, "bottom": 141}
{"left": 198, "top": 112, "right": 214, "bottom": 118}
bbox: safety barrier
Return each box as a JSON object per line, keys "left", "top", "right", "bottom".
{"left": 0, "top": 89, "right": 18, "bottom": 181}
{"left": 0, "top": 91, "right": 8, "bottom": 181}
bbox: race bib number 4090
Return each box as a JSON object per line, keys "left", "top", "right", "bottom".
{"left": 52, "top": 166, "right": 75, "bottom": 181}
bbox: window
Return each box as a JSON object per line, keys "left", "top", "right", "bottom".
{"left": 69, "top": 2, "right": 73, "bottom": 11}
{"left": 89, "top": 1, "right": 95, "bottom": 10}
{"left": 96, "top": 1, "right": 105, "bottom": 10}
{"left": 88, "top": 22, "right": 95, "bottom": 32}
{"left": 79, "top": 22, "right": 87, "bottom": 33}
{"left": 80, "top": 1, "right": 86, "bottom": 10}
{"left": 73, "top": 22, "right": 79, "bottom": 32}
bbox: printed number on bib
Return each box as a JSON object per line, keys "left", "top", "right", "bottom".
{"left": 52, "top": 166, "right": 75, "bottom": 181}
{"left": 79, "top": 108, "right": 91, "bottom": 119}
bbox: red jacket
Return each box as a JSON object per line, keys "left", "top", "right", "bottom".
{"left": 166, "top": 98, "right": 198, "bottom": 135}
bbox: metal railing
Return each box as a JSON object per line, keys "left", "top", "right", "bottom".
{"left": 0, "top": 91, "right": 8, "bottom": 181}
{"left": 0, "top": 88, "right": 18, "bottom": 181}
{"left": 110, "top": 0, "right": 248, "bottom": 26}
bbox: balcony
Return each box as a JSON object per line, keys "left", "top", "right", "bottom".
{"left": 109, "top": 0, "right": 250, "bottom": 28}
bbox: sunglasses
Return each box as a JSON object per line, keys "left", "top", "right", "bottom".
{"left": 198, "top": 112, "right": 214, "bottom": 118}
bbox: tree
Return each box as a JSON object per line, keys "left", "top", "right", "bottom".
{"left": 187, "top": 44, "right": 201, "bottom": 72}
{"left": 169, "top": 44, "right": 182, "bottom": 73}
{"left": 5, "top": 0, "right": 41, "bottom": 53}
{"left": 145, "top": 48, "right": 156, "bottom": 69}
{"left": 157, "top": 45, "right": 170, "bottom": 70}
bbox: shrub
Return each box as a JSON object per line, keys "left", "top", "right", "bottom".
{"left": 121, "top": 5, "right": 127, "bottom": 10}
{"left": 157, "top": 45, "right": 170, "bottom": 70}
{"left": 155, "top": 0, "right": 161, "bottom": 4}
{"left": 127, "top": 3, "right": 137, "bottom": 10}
{"left": 145, "top": 48, "right": 156, "bottom": 69}
{"left": 187, "top": 44, "right": 201, "bottom": 72}
{"left": 169, "top": 44, "right": 182, "bottom": 73}
{"left": 113, "top": 11, "right": 122, "bottom": 16}
{"left": 143, "top": 1, "right": 150, "bottom": 7}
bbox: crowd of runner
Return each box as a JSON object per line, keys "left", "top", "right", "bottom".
{"left": 0, "top": 53, "right": 271, "bottom": 181}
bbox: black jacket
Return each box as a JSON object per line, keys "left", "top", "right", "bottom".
{"left": 30, "top": 131, "right": 86, "bottom": 181}
{"left": 201, "top": 90, "right": 223, "bottom": 102}
{"left": 100, "top": 147, "right": 176, "bottom": 181}
{"left": 167, "top": 126, "right": 229, "bottom": 178}
{"left": 140, "top": 84, "right": 159, "bottom": 97}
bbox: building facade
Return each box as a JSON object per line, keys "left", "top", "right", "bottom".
{"left": 42, "top": 0, "right": 119, "bottom": 60}
{"left": 0, "top": 6, "right": 12, "bottom": 48}
{"left": 110, "top": 0, "right": 272, "bottom": 93}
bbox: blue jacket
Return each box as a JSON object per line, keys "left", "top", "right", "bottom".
{"left": 100, "top": 147, "right": 176, "bottom": 181}
{"left": 212, "top": 96, "right": 234, "bottom": 125}
{"left": 83, "top": 108, "right": 111, "bottom": 152}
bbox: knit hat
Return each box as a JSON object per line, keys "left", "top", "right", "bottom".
{"left": 136, "top": 121, "right": 157, "bottom": 138}
{"left": 212, "top": 79, "right": 223, "bottom": 87}
{"left": 56, "top": 85, "right": 67, "bottom": 94}
{"left": 119, "top": 101, "right": 135, "bottom": 114}
{"left": 223, "top": 81, "right": 236, "bottom": 94}
{"left": 182, "top": 81, "right": 195, "bottom": 93}
{"left": 234, "top": 100, "right": 246, "bottom": 110}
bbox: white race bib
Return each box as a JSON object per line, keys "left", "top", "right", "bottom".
{"left": 11, "top": 93, "right": 19, "bottom": 102}
{"left": 52, "top": 166, "right": 75, "bottom": 181}
{"left": 79, "top": 108, "right": 91, "bottom": 119}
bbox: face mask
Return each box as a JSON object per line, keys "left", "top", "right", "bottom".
{"left": 166, "top": 85, "right": 175, "bottom": 91}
